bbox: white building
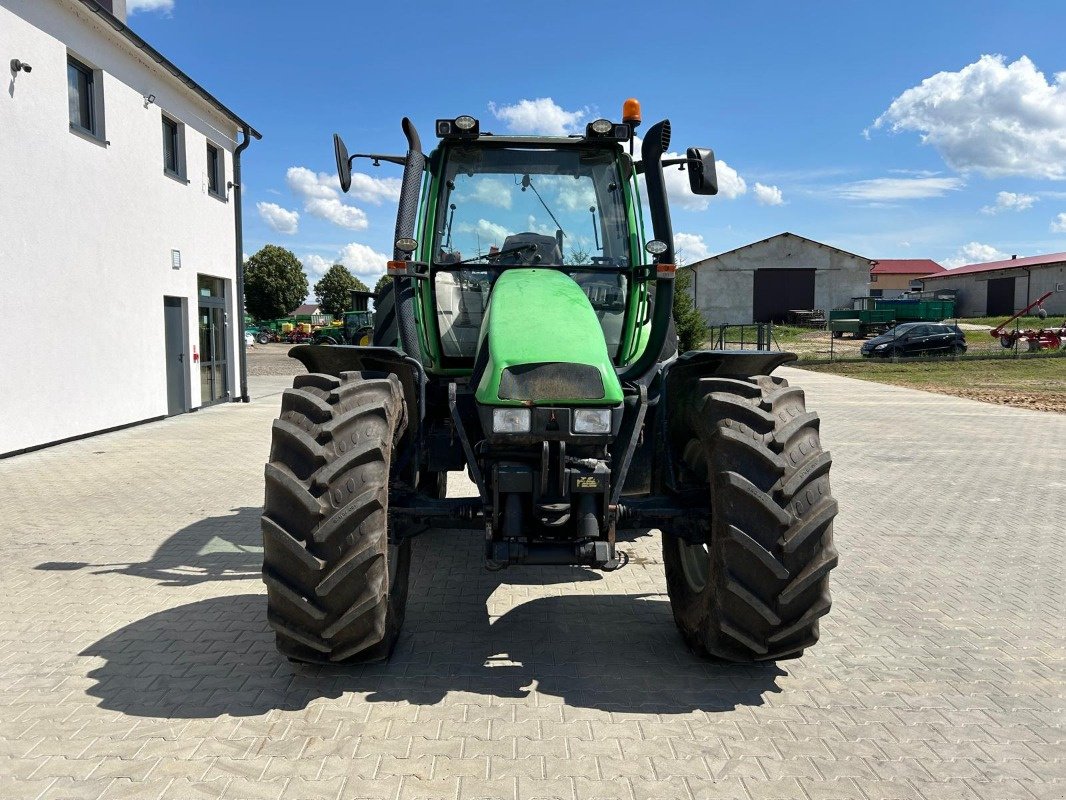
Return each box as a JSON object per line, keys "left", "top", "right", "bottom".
{"left": 1, "top": 0, "right": 260, "bottom": 456}
{"left": 685, "top": 232, "right": 872, "bottom": 325}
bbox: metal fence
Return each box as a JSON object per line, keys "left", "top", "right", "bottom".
{"left": 705, "top": 319, "right": 1066, "bottom": 365}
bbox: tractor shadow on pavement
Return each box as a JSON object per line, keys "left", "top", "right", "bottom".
{"left": 81, "top": 530, "right": 785, "bottom": 718}
{"left": 36, "top": 506, "right": 263, "bottom": 586}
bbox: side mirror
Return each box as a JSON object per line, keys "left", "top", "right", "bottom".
{"left": 333, "top": 133, "right": 352, "bottom": 193}
{"left": 686, "top": 147, "right": 717, "bottom": 195}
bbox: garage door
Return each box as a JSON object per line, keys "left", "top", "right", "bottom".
{"left": 752, "top": 269, "right": 816, "bottom": 323}
{"left": 986, "top": 277, "right": 1015, "bottom": 316}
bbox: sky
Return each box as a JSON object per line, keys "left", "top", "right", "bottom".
{"left": 126, "top": 0, "right": 1066, "bottom": 287}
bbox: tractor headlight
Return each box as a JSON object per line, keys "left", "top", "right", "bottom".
{"left": 573, "top": 408, "right": 611, "bottom": 434}
{"left": 492, "top": 408, "right": 531, "bottom": 433}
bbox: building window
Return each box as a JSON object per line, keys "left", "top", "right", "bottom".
{"left": 869, "top": 289, "right": 883, "bottom": 298}
{"left": 67, "top": 55, "right": 102, "bottom": 138}
{"left": 162, "top": 115, "right": 185, "bottom": 179}
{"left": 870, "top": 274, "right": 878, "bottom": 283}
{"left": 206, "top": 142, "right": 225, "bottom": 198}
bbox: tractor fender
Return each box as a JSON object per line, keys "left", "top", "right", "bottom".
{"left": 652, "top": 349, "right": 798, "bottom": 494}
{"left": 288, "top": 344, "right": 425, "bottom": 480}
{"left": 663, "top": 349, "right": 797, "bottom": 384}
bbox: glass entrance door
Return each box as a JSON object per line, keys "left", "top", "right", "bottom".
{"left": 197, "top": 276, "right": 229, "bottom": 404}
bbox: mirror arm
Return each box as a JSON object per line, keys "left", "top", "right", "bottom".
{"left": 350, "top": 153, "right": 407, "bottom": 167}
{"left": 661, "top": 157, "right": 697, "bottom": 169}
{"left": 632, "top": 157, "right": 698, "bottom": 175}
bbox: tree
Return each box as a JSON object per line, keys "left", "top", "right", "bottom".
{"left": 565, "top": 247, "right": 591, "bottom": 265}
{"left": 673, "top": 266, "right": 707, "bottom": 352}
{"left": 244, "top": 245, "right": 308, "bottom": 321}
{"left": 374, "top": 274, "right": 391, "bottom": 295}
{"left": 314, "top": 264, "right": 369, "bottom": 318}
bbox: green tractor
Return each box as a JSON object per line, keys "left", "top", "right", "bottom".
{"left": 261, "top": 104, "right": 838, "bottom": 664}
{"left": 313, "top": 292, "right": 377, "bottom": 347}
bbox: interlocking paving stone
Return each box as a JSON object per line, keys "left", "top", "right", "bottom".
{"left": 0, "top": 369, "right": 1063, "bottom": 799}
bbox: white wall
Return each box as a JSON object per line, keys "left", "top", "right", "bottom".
{"left": 0, "top": 0, "right": 242, "bottom": 454}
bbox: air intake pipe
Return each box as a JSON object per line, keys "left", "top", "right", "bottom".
{"left": 393, "top": 117, "right": 424, "bottom": 361}
{"left": 618, "top": 119, "right": 674, "bottom": 382}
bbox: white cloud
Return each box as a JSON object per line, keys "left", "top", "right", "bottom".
{"left": 256, "top": 202, "right": 299, "bottom": 235}
{"left": 300, "top": 254, "right": 334, "bottom": 280}
{"left": 338, "top": 242, "right": 390, "bottom": 279}
{"left": 674, "top": 232, "right": 710, "bottom": 263}
{"left": 833, "top": 176, "right": 964, "bottom": 202}
{"left": 871, "top": 55, "right": 1066, "bottom": 179}
{"left": 347, "top": 172, "right": 402, "bottom": 206}
{"left": 488, "top": 98, "right": 589, "bottom": 135}
{"left": 943, "top": 241, "right": 1009, "bottom": 268}
{"left": 285, "top": 166, "right": 394, "bottom": 230}
{"left": 556, "top": 181, "right": 597, "bottom": 212}
{"left": 753, "top": 183, "right": 784, "bottom": 206}
{"left": 1051, "top": 213, "right": 1066, "bottom": 233}
{"left": 301, "top": 244, "right": 390, "bottom": 291}
{"left": 286, "top": 167, "right": 337, "bottom": 200}
{"left": 456, "top": 219, "right": 513, "bottom": 246}
{"left": 662, "top": 157, "right": 747, "bottom": 210}
{"left": 457, "top": 178, "right": 513, "bottom": 209}
{"left": 127, "top": 0, "right": 174, "bottom": 14}
{"left": 981, "top": 191, "right": 1038, "bottom": 214}
{"left": 304, "top": 197, "right": 368, "bottom": 230}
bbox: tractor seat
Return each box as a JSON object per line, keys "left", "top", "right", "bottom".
{"left": 497, "top": 233, "right": 562, "bottom": 265}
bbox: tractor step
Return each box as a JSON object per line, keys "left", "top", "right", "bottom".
{"left": 487, "top": 540, "right": 622, "bottom": 570}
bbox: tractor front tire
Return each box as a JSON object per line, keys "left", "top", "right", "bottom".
{"left": 663, "top": 374, "right": 838, "bottom": 661}
{"left": 261, "top": 370, "right": 410, "bottom": 663}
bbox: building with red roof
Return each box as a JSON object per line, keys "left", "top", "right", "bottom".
{"left": 919, "top": 252, "right": 1066, "bottom": 317}
{"left": 869, "top": 259, "right": 945, "bottom": 298}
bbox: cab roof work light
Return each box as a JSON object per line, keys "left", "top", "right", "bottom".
{"left": 436, "top": 115, "right": 479, "bottom": 138}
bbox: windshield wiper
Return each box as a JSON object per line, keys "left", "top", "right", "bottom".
{"left": 521, "top": 174, "right": 566, "bottom": 238}
{"left": 445, "top": 243, "right": 538, "bottom": 267}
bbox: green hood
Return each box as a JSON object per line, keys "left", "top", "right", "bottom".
{"left": 474, "top": 269, "right": 624, "bottom": 406}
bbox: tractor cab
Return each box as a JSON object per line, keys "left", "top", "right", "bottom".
{"left": 422, "top": 134, "right": 644, "bottom": 368}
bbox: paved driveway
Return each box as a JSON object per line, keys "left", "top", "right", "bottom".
{"left": 0, "top": 368, "right": 1062, "bottom": 800}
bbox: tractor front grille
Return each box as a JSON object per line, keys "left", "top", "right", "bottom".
{"left": 499, "top": 362, "right": 605, "bottom": 401}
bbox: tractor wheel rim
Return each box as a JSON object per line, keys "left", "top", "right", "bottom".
{"left": 677, "top": 539, "right": 710, "bottom": 594}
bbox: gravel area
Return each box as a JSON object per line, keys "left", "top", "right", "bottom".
{"left": 245, "top": 343, "right": 303, "bottom": 377}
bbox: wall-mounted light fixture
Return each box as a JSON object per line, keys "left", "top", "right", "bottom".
{"left": 143, "top": 93, "right": 156, "bottom": 108}
{"left": 10, "top": 59, "right": 32, "bottom": 74}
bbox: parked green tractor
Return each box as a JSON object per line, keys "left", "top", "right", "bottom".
{"left": 313, "top": 291, "right": 377, "bottom": 346}
{"left": 261, "top": 103, "right": 838, "bottom": 664}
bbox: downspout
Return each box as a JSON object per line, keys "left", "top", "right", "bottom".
{"left": 233, "top": 125, "right": 255, "bottom": 403}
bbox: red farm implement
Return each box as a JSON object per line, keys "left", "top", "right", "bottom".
{"left": 991, "top": 291, "right": 1066, "bottom": 351}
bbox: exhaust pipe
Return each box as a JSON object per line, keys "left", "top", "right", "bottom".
{"left": 393, "top": 117, "right": 425, "bottom": 361}
{"left": 619, "top": 119, "right": 675, "bottom": 381}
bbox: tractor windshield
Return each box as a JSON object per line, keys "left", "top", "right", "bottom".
{"left": 433, "top": 145, "right": 632, "bottom": 268}
{"left": 431, "top": 145, "right": 636, "bottom": 360}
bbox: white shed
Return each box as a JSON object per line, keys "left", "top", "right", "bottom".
{"left": 685, "top": 232, "right": 872, "bottom": 325}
